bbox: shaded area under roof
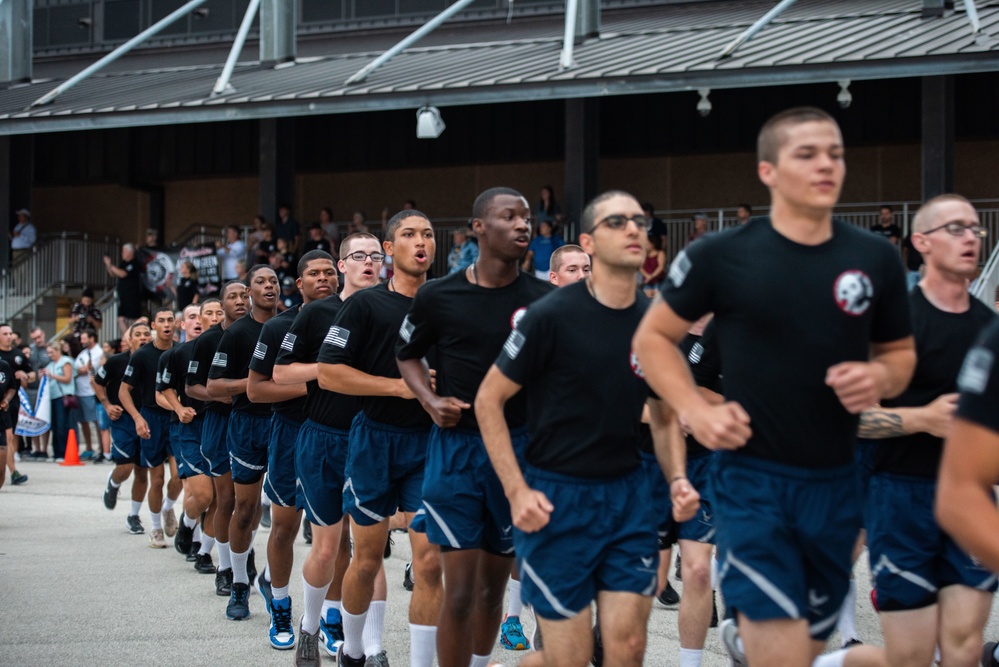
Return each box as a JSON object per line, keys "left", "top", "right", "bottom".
{"left": 2, "top": 0, "right": 998, "bottom": 135}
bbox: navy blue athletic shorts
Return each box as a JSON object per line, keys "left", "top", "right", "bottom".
{"left": 227, "top": 410, "right": 272, "bottom": 485}
{"left": 172, "top": 416, "right": 206, "bottom": 479}
{"left": 139, "top": 408, "right": 171, "bottom": 469}
{"left": 265, "top": 413, "right": 302, "bottom": 508}
{"left": 110, "top": 412, "right": 139, "bottom": 465}
{"left": 295, "top": 419, "right": 348, "bottom": 527}
{"left": 200, "top": 409, "right": 231, "bottom": 477}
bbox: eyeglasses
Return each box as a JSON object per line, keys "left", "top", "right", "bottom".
{"left": 345, "top": 251, "right": 386, "bottom": 262}
{"left": 592, "top": 214, "right": 650, "bottom": 232}
{"left": 922, "top": 222, "right": 988, "bottom": 238}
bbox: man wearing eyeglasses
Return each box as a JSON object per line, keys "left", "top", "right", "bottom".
{"left": 857, "top": 194, "right": 996, "bottom": 667}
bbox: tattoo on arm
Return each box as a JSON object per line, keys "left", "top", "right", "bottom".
{"left": 858, "top": 408, "right": 905, "bottom": 439}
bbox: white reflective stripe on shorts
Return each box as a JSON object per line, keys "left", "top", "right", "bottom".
{"left": 343, "top": 478, "right": 385, "bottom": 523}
{"left": 178, "top": 451, "right": 204, "bottom": 476}
{"left": 230, "top": 453, "right": 265, "bottom": 471}
{"left": 297, "top": 480, "right": 328, "bottom": 527}
{"left": 520, "top": 558, "right": 578, "bottom": 619}
{"left": 265, "top": 476, "right": 289, "bottom": 508}
{"left": 726, "top": 551, "right": 801, "bottom": 618}
{"left": 421, "top": 501, "right": 460, "bottom": 548}
{"left": 809, "top": 611, "right": 839, "bottom": 638}
{"left": 977, "top": 574, "right": 998, "bottom": 591}
{"left": 870, "top": 554, "right": 937, "bottom": 594}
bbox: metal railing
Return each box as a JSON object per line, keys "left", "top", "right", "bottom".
{"left": 0, "top": 232, "right": 120, "bottom": 324}
{"left": 48, "top": 290, "right": 121, "bottom": 348}
{"left": 972, "top": 242, "right": 999, "bottom": 310}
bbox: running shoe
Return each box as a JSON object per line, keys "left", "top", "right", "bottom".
{"left": 10, "top": 470, "right": 27, "bottom": 485}
{"left": 269, "top": 596, "right": 295, "bottom": 649}
{"left": 194, "top": 552, "right": 215, "bottom": 574}
{"left": 674, "top": 551, "right": 682, "bottom": 580}
{"left": 302, "top": 518, "right": 313, "bottom": 544}
{"left": 710, "top": 591, "right": 719, "bottom": 628}
{"left": 126, "top": 515, "right": 144, "bottom": 535}
{"left": 148, "top": 528, "right": 167, "bottom": 548}
{"left": 247, "top": 548, "right": 258, "bottom": 586}
{"left": 296, "top": 618, "right": 321, "bottom": 667}
{"left": 80, "top": 450, "right": 95, "bottom": 460}
{"left": 92, "top": 453, "right": 107, "bottom": 464}
{"left": 175, "top": 522, "right": 194, "bottom": 555}
{"left": 384, "top": 534, "right": 393, "bottom": 559}
{"left": 656, "top": 582, "right": 680, "bottom": 607}
{"left": 982, "top": 641, "right": 999, "bottom": 667}
{"left": 365, "top": 650, "right": 389, "bottom": 667}
{"left": 403, "top": 562, "right": 414, "bottom": 592}
{"left": 216, "top": 567, "right": 233, "bottom": 596}
{"left": 592, "top": 622, "right": 604, "bottom": 667}
{"left": 719, "top": 618, "right": 748, "bottom": 667}
{"left": 337, "top": 648, "right": 365, "bottom": 667}
{"left": 187, "top": 541, "right": 201, "bottom": 562}
{"left": 162, "top": 507, "right": 178, "bottom": 537}
{"left": 500, "top": 615, "right": 530, "bottom": 650}
{"left": 103, "top": 476, "right": 119, "bottom": 510}
{"left": 258, "top": 570, "right": 274, "bottom": 615}
{"left": 842, "top": 638, "right": 863, "bottom": 649}
{"left": 319, "top": 608, "right": 345, "bottom": 658}
{"left": 226, "top": 582, "right": 251, "bottom": 620}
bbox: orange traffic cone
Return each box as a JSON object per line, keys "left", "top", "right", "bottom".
{"left": 60, "top": 429, "right": 84, "bottom": 467}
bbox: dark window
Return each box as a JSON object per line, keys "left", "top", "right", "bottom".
{"left": 103, "top": 0, "right": 142, "bottom": 41}
{"left": 48, "top": 5, "right": 94, "bottom": 47}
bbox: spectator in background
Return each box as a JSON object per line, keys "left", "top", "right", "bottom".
{"left": 403, "top": 199, "right": 417, "bottom": 210}
{"left": 536, "top": 185, "right": 563, "bottom": 226}
{"left": 235, "top": 259, "right": 248, "bottom": 284}
{"left": 216, "top": 225, "right": 245, "bottom": 281}
{"left": 275, "top": 204, "right": 300, "bottom": 256}
{"left": 303, "top": 223, "right": 333, "bottom": 255}
{"left": 74, "top": 328, "right": 104, "bottom": 461}
{"left": 104, "top": 243, "right": 143, "bottom": 336}
{"left": 349, "top": 211, "right": 369, "bottom": 236}
{"left": 26, "top": 328, "right": 51, "bottom": 460}
{"left": 9, "top": 208, "right": 36, "bottom": 262}
{"left": 268, "top": 251, "right": 291, "bottom": 283}
{"left": 640, "top": 234, "right": 667, "bottom": 298}
{"left": 448, "top": 227, "right": 478, "bottom": 274}
{"left": 70, "top": 287, "right": 103, "bottom": 336}
{"left": 248, "top": 215, "right": 267, "bottom": 248}
{"left": 688, "top": 212, "right": 709, "bottom": 243}
{"left": 523, "top": 219, "right": 564, "bottom": 280}
{"left": 254, "top": 224, "right": 277, "bottom": 265}
{"left": 175, "top": 260, "right": 200, "bottom": 311}
{"left": 277, "top": 276, "right": 302, "bottom": 312}
{"left": 643, "top": 202, "right": 668, "bottom": 252}
{"left": 43, "top": 341, "right": 75, "bottom": 462}
{"left": 275, "top": 238, "right": 295, "bottom": 273}
{"left": 736, "top": 203, "right": 753, "bottom": 225}
{"left": 872, "top": 204, "right": 901, "bottom": 247}
{"left": 901, "top": 231, "right": 924, "bottom": 292}
{"left": 318, "top": 207, "right": 339, "bottom": 257}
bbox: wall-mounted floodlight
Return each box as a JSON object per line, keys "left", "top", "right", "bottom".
{"left": 416, "top": 106, "right": 446, "bottom": 139}
{"left": 837, "top": 80, "right": 852, "bottom": 109}
{"left": 696, "top": 89, "right": 712, "bottom": 117}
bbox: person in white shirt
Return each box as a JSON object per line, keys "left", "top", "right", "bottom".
{"left": 74, "top": 328, "right": 105, "bottom": 461}
{"left": 217, "top": 225, "right": 247, "bottom": 281}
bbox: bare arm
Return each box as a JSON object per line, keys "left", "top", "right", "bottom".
{"left": 858, "top": 393, "right": 958, "bottom": 439}
{"left": 104, "top": 256, "right": 126, "bottom": 278}
{"left": 272, "top": 362, "right": 316, "bottom": 386}
{"left": 207, "top": 377, "right": 247, "bottom": 400}
{"left": 247, "top": 368, "right": 306, "bottom": 403}
{"left": 936, "top": 419, "right": 999, "bottom": 572}
{"left": 186, "top": 382, "right": 211, "bottom": 402}
{"left": 158, "top": 387, "right": 196, "bottom": 424}
{"left": 93, "top": 382, "right": 123, "bottom": 420}
{"left": 826, "top": 336, "right": 916, "bottom": 414}
{"left": 317, "top": 362, "right": 412, "bottom": 399}
{"left": 647, "top": 398, "right": 699, "bottom": 522}
{"left": 119, "top": 381, "right": 149, "bottom": 438}
{"left": 398, "top": 357, "right": 465, "bottom": 428}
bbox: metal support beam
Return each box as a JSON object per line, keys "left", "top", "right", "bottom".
{"left": 345, "top": 0, "right": 476, "bottom": 86}
{"left": 0, "top": 0, "right": 31, "bottom": 83}
{"left": 259, "top": 118, "right": 295, "bottom": 229}
{"left": 921, "top": 75, "right": 954, "bottom": 200}
{"left": 213, "top": 0, "right": 262, "bottom": 96}
{"left": 563, "top": 98, "right": 599, "bottom": 232}
{"left": 719, "top": 0, "right": 798, "bottom": 60}
{"left": 260, "top": 0, "right": 296, "bottom": 66}
{"left": 560, "top": 0, "right": 579, "bottom": 70}
{"left": 30, "top": 0, "right": 207, "bottom": 108}
{"left": 561, "top": 0, "right": 598, "bottom": 70}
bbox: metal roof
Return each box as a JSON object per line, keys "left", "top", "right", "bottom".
{"left": 1, "top": 0, "right": 997, "bottom": 135}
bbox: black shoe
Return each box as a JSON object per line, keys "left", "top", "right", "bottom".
{"left": 296, "top": 620, "right": 322, "bottom": 667}
{"left": 247, "top": 549, "right": 258, "bottom": 586}
{"left": 403, "top": 562, "right": 414, "bottom": 592}
{"left": 657, "top": 582, "right": 680, "bottom": 607}
{"left": 216, "top": 567, "right": 233, "bottom": 596}
{"left": 710, "top": 591, "right": 719, "bottom": 628}
{"left": 175, "top": 522, "right": 194, "bottom": 555}
{"left": 337, "top": 649, "right": 366, "bottom": 667}
{"left": 195, "top": 552, "right": 215, "bottom": 574}
{"left": 187, "top": 541, "right": 201, "bottom": 562}
{"left": 842, "top": 638, "right": 863, "bottom": 649}
{"left": 10, "top": 470, "right": 27, "bottom": 485}
{"left": 982, "top": 641, "right": 999, "bottom": 667}
{"left": 261, "top": 503, "right": 272, "bottom": 528}
{"left": 127, "top": 515, "right": 145, "bottom": 535}
{"left": 103, "top": 477, "right": 119, "bottom": 510}
{"left": 384, "top": 534, "right": 393, "bottom": 559}
{"left": 93, "top": 453, "right": 106, "bottom": 464}
{"left": 302, "top": 518, "right": 313, "bottom": 544}
{"left": 226, "top": 582, "right": 251, "bottom": 620}
{"left": 674, "top": 552, "right": 682, "bottom": 581}
{"left": 591, "top": 621, "right": 604, "bottom": 667}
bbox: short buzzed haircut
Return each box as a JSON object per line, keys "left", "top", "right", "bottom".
{"left": 153, "top": 306, "right": 173, "bottom": 318}
{"left": 340, "top": 232, "right": 380, "bottom": 259}
{"left": 550, "top": 244, "right": 587, "bottom": 273}
{"left": 297, "top": 250, "right": 334, "bottom": 277}
{"left": 581, "top": 190, "right": 636, "bottom": 233}
{"left": 472, "top": 187, "right": 522, "bottom": 221}
{"left": 200, "top": 297, "right": 221, "bottom": 312}
{"left": 757, "top": 107, "right": 838, "bottom": 164}
{"left": 912, "top": 194, "right": 974, "bottom": 234}
{"left": 245, "top": 263, "right": 275, "bottom": 284}
{"left": 386, "top": 210, "right": 431, "bottom": 242}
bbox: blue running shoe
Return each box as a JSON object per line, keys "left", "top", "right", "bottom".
{"left": 319, "top": 608, "right": 345, "bottom": 658}
{"left": 257, "top": 570, "right": 274, "bottom": 616}
{"left": 500, "top": 615, "right": 530, "bottom": 650}
{"left": 269, "top": 597, "right": 295, "bottom": 650}
{"left": 226, "top": 582, "right": 251, "bottom": 621}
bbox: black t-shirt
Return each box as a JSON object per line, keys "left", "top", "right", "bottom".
{"left": 871, "top": 223, "right": 901, "bottom": 243}
{"left": 95, "top": 351, "right": 130, "bottom": 408}
{"left": 186, "top": 323, "right": 231, "bottom": 416}
{"left": 660, "top": 218, "right": 912, "bottom": 468}
{"left": 248, "top": 307, "right": 306, "bottom": 421}
{"left": 679, "top": 319, "right": 723, "bottom": 460}
{"left": 397, "top": 270, "right": 554, "bottom": 431}
{"left": 304, "top": 238, "right": 333, "bottom": 254}
{"left": 874, "top": 288, "right": 996, "bottom": 478}
{"left": 276, "top": 295, "right": 360, "bottom": 429}
{"left": 176, "top": 277, "right": 199, "bottom": 311}
{"left": 157, "top": 341, "right": 204, "bottom": 420}
{"left": 495, "top": 281, "right": 650, "bottom": 478}
{"left": 0, "top": 347, "right": 29, "bottom": 415}
{"left": 117, "top": 259, "right": 142, "bottom": 303}
{"left": 0, "top": 359, "right": 14, "bottom": 402}
{"left": 124, "top": 341, "right": 174, "bottom": 414}
{"left": 955, "top": 319, "right": 999, "bottom": 435}
{"left": 209, "top": 313, "right": 271, "bottom": 416}
{"left": 319, "top": 284, "right": 430, "bottom": 429}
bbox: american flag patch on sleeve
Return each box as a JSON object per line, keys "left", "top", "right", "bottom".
{"left": 253, "top": 342, "right": 267, "bottom": 360}
{"left": 280, "top": 333, "right": 297, "bottom": 352}
{"left": 212, "top": 352, "right": 228, "bottom": 368}
{"left": 324, "top": 326, "right": 350, "bottom": 349}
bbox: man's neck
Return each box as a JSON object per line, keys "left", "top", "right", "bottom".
{"left": 251, "top": 307, "right": 275, "bottom": 325}
{"left": 588, "top": 263, "right": 638, "bottom": 310}
{"left": 154, "top": 337, "right": 172, "bottom": 351}
{"left": 471, "top": 252, "right": 519, "bottom": 288}
{"left": 390, "top": 270, "right": 425, "bottom": 298}
{"left": 769, "top": 199, "right": 833, "bottom": 245}
{"left": 920, "top": 270, "right": 971, "bottom": 314}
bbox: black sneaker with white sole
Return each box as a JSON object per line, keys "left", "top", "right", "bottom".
{"left": 103, "top": 477, "right": 119, "bottom": 510}
{"left": 656, "top": 582, "right": 680, "bottom": 607}
{"left": 216, "top": 567, "right": 233, "bottom": 596}
{"left": 194, "top": 552, "right": 216, "bottom": 574}
{"left": 126, "top": 514, "right": 144, "bottom": 535}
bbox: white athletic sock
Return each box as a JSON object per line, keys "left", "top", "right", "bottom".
{"left": 812, "top": 649, "right": 847, "bottom": 667}
{"left": 302, "top": 578, "right": 331, "bottom": 635}
{"left": 217, "top": 541, "right": 232, "bottom": 570}
{"left": 261, "top": 489, "right": 271, "bottom": 506}
{"left": 469, "top": 654, "right": 490, "bottom": 667}
{"left": 507, "top": 578, "right": 524, "bottom": 618}
{"left": 322, "top": 599, "right": 341, "bottom": 616}
{"left": 409, "top": 624, "right": 437, "bottom": 667}
{"left": 150, "top": 511, "right": 162, "bottom": 530}
{"left": 273, "top": 584, "right": 290, "bottom": 600}
{"left": 130, "top": 500, "right": 142, "bottom": 516}
{"left": 837, "top": 579, "right": 859, "bottom": 642}
{"left": 231, "top": 548, "right": 249, "bottom": 585}
{"left": 199, "top": 536, "right": 215, "bottom": 555}
{"left": 193, "top": 523, "right": 202, "bottom": 542}
{"left": 679, "top": 648, "right": 703, "bottom": 667}
{"left": 108, "top": 471, "right": 120, "bottom": 488}
{"left": 183, "top": 514, "right": 198, "bottom": 529}
{"left": 342, "top": 607, "right": 368, "bottom": 660}
{"left": 263, "top": 563, "right": 271, "bottom": 583}
{"left": 162, "top": 497, "right": 175, "bottom": 512}
{"left": 363, "top": 600, "right": 386, "bottom": 655}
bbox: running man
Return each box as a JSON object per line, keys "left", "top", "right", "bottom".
{"left": 0, "top": 323, "right": 32, "bottom": 487}
{"left": 633, "top": 107, "right": 916, "bottom": 667}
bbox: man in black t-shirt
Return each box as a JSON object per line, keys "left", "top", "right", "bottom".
{"left": 634, "top": 108, "right": 915, "bottom": 667}
{"left": 273, "top": 234, "right": 384, "bottom": 661}
{"left": 246, "top": 250, "right": 335, "bottom": 650}
{"left": 397, "top": 188, "right": 553, "bottom": 666}
{"left": 120, "top": 308, "right": 176, "bottom": 549}
{"left": 97, "top": 322, "right": 151, "bottom": 534}
{"left": 857, "top": 195, "right": 996, "bottom": 666}
{"left": 104, "top": 244, "right": 143, "bottom": 336}
{"left": 208, "top": 265, "right": 279, "bottom": 621}
{"left": 0, "top": 323, "right": 32, "bottom": 487}
{"left": 872, "top": 205, "right": 902, "bottom": 248}
{"left": 477, "top": 190, "right": 689, "bottom": 665}
{"left": 0, "top": 357, "right": 16, "bottom": 493}
{"left": 319, "top": 211, "right": 439, "bottom": 667}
